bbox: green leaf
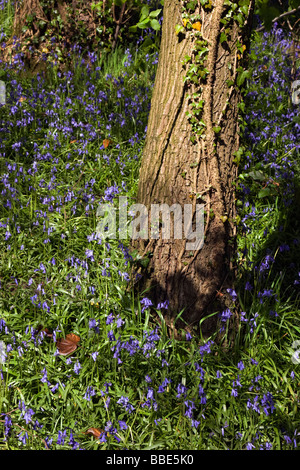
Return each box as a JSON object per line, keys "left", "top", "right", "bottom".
{"left": 140, "top": 5, "right": 150, "bottom": 21}
{"left": 196, "top": 47, "right": 209, "bottom": 58}
{"left": 220, "top": 31, "right": 227, "bottom": 43}
{"left": 234, "top": 12, "right": 244, "bottom": 26}
{"left": 137, "top": 18, "right": 150, "bottom": 29}
{"left": 240, "top": 4, "right": 249, "bottom": 15}
{"left": 186, "top": 0, "right": 198, "bottom": 9}
{"left": 258, "top": 187, "right": 271, "bottom": 198}
{"left": 150, "top": 19, "right": 161, "bottom": 31}
{"left": 248, "top": 170, "right": 266, "bottom": 181}
{"left": 175, "top": 24, "right": 185, "bottom": 35}
{"left": 140, "top": 257, "right": 150, "bottom": 268}
{"left": 238, "top": 101, "right": 245, "bottom": 112}
{"left": 149, "top": 9, "right": 162, "bottom": 18}
{"left": 233, "top": 147, "right": 244, "bottom": 164}
{"left": 237, "top": 69, "right": 250, "bottom": 87}
{"left": 141, "top": 37, "right": 154, "bottom": 49}
{"left": 183, "top": 55, "right": 192, "bottom": 64}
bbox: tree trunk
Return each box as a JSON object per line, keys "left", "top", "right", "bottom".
{"left": 133, "top": 0, "right": 254, "bottom": 337}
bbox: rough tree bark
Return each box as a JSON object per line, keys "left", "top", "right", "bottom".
{"left": 133, "top": 0, "right": 255, "bottom": 337}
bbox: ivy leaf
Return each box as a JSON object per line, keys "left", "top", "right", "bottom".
{"left": 186, "top": 0, "right": 198, "bottom": 8}
{"left": 220, "top": 31, "right": 227, "bottom": 43}
{"left": 192, "top": 22, "right": 202, "bottom": 31}
{"left": 175, "top": 24, "right": 185, "bottom": 35}
{"left": 237, "top": 69, "right": 250, "bottom": 87}
{"left": 183, "top": 55, "right": 192, "bottom": 64}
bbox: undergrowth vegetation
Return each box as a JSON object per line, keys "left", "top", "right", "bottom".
{"left": 0, "top": 1, "right": 300, "bottom": 450}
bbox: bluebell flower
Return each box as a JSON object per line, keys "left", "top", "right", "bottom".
{"left": 57, "top": 429, "right": 67, "bottom": 445}
{"left": 4, "top": 414, "right": 12, "bottom": 439}
{"left": 220, "top": 308, "right": 232, "bottom": 322}
{"left": 176, "top": 383, "right": 187, "bottom": 398}
{"left": 106, "top": 312, "right": 114, "bottom": 325}
{"left": 140, "top": 297, "right": 153, "bottom": 313}
{"left": 103, "top": 184, "right": 119, "bottom": 202}
{"left": 245, "top": 281, "right": 253, "bottom": 291}
{"left": 18, "top": 431, "right": 28, "bottom": 445}
{"left": 199, "top": 340, "right": 214, "bottom": 356}
{"left": 117, "top": 395, "right": 135, "bottom": 414}
{"left": 246, "top": 442, "right": 255, "bottom": 450}
{"left": 85, "top": 249, "right": 95, "bottom": 261}
{"left": 107, "top": 330, "right": 115, "bottom": 341}
{"left": 41, "top": 367, "right": 50, "bottom": 385}
{"left": 184, "top": 399, "right": 196, "bottom": 419}
{"left": 157, "top": 377, "right": 171, "bottom": 393}
{"left": 261, "top": 392, "right": 275, "bottom": 416}
{"left": 116, "top": 315, "right": 125, "bottom": 328}
{"left": 259, "top": 253, "right": 274, "bottom": 273}
{"left": 191, "top": 419, "right": 200, "bottom": 428}
{"left": 89, "top": 318, "right": 99, "bottom": 333}
{"left": 50, "top": 383, "right": 59, "bottom": 393}
{"left": 198, "top": 384, "right": 207, "bottom": 404}
{"left": 103, "top": 382, "right": 112, "bottom": 393}
{"left": 156, "top": 300, "right": 169, "bottom": 310}
{"left": 118, "top": 420, "right": 127, "bottom": 430}
{"left": 186, "top": 332, "right": 192, "bottom": 341}
{"left": 91, "top": 351, "right": 99, "bottom": 361}
{"left": 74, "top": 361, "right": 81, "bottom": 375}
{"left": 227, "top": 288, "right": 237, "bottom": 301}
